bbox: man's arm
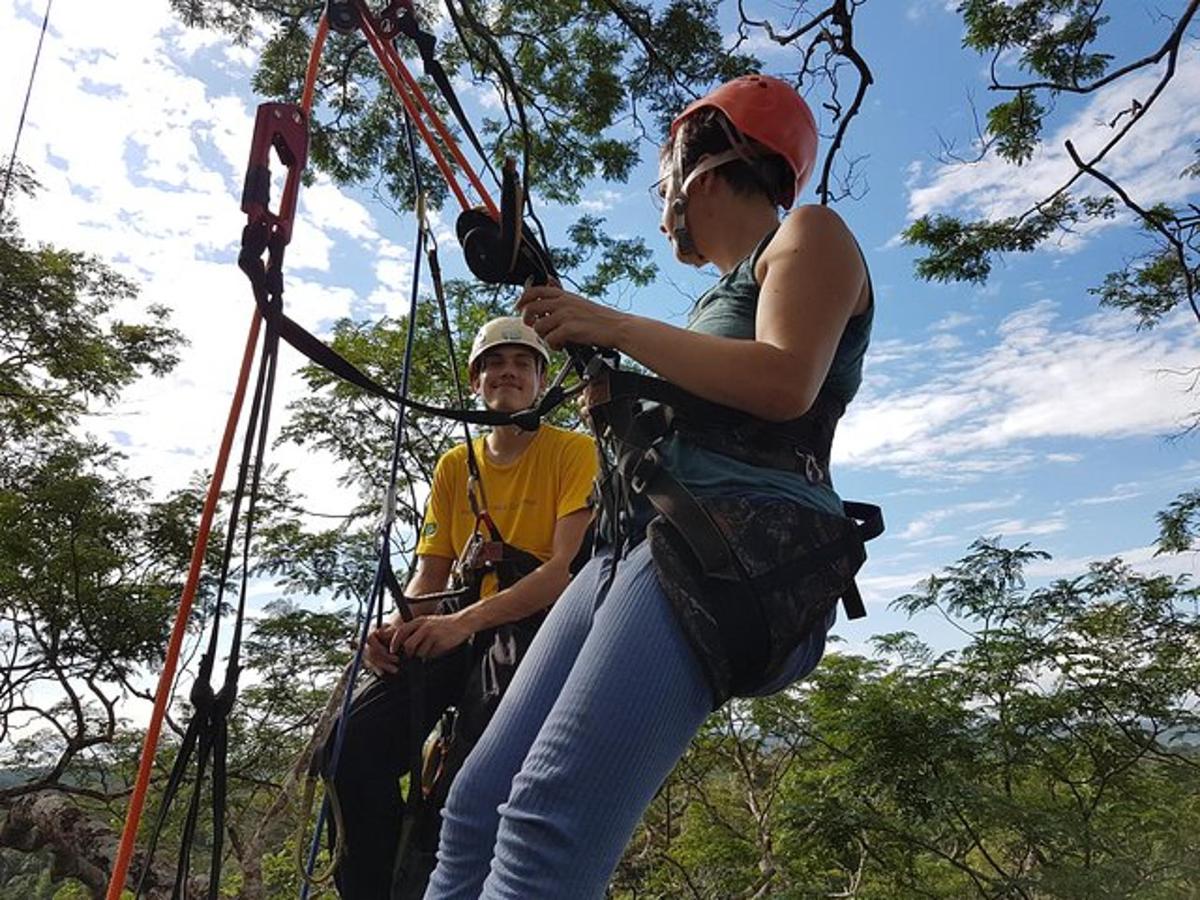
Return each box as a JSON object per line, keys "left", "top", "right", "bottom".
{"left": 364, "top": 554, "right": 454, "bottom": 674}
{"left": 392, "top": 508, "right": 593, "bottom": 659}
{"left": 404, "top": 554, "right": 456, "bottom": 617}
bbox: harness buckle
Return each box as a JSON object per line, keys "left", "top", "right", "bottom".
{"left": 461, "top": 532, "right": 504, "bottom": 571}
{"left": 629, "top": 446, "right": 663, "bottom": 495}
{"left": 800, "top": 450, "right": 825, "bottom": 485}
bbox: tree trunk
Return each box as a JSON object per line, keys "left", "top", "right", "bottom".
{"left": 0, "top": 789, "right": 195, "bottom": 898}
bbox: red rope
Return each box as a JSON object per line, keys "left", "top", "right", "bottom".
{"left": 363, "top": 15, "right": 498, "bottom": 218}
{"left": 104, "top": 312, "right": 262, "bottom": 899}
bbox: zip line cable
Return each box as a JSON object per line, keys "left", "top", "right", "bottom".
{"left": 1, "top": 0, "right": 53, "bottom": 220}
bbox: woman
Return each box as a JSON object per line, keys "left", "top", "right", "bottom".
{"left": 423, "top": 74, "right": 874, "bottom": 899}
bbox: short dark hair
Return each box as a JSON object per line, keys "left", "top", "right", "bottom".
{"left": 663, "top": 108, "right": 792, "bottom": 206}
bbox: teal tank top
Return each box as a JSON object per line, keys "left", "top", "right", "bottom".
{"left": 661, "top": 227, "right": 873, "bottom": 517}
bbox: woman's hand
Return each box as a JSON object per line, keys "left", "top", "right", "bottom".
{"left": 517, "top": 285, "right": 626, "bottom": 350}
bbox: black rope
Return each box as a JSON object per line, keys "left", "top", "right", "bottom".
{"left": 135, "top": 241, "right": 286, "bottom": 899}
{"left": 1, "top": 0, "right": 53, "bottom": 220}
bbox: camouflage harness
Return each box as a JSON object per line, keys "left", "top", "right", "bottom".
{"left": 589, "top": 367, "right": 884, "bottom": 707}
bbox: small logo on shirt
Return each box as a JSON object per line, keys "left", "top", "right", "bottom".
{"left": 422, "top": 522, "right": 438, "bottom": 538}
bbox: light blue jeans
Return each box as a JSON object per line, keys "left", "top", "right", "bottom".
{"left": 423, "top": 539, "right": 829, "bottom": 900}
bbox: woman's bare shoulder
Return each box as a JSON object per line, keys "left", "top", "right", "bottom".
{"left": 773, "top": 203, "right": 856, "bottom": 251}
{"left": 757, "top": 204, "right": 864, "bottom": 298}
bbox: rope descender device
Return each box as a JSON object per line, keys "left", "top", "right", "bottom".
{"left": 457, "top": 158, "right": 555, "bottom": 286}
{"left": 238, "top": 102, "right": 308, "bottom": 303}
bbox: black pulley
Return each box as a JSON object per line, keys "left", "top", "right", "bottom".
{"left": 456, "top": 159, "right": 554, "bottom": 286}
{"left": 326, "top": 0, "right": 361, "bottom": 34}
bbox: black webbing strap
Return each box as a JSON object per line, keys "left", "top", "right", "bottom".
{"left": 278, "top": 302, "right": 585, "bottom": 431}
{"left": 604, "top": 368, "right": 841, "bottom": 466}
{"left": 389, "top": 3, "right": 496, "bottom": 186}
{"left": 601, "top": 398, "right": 737, "bottom": 579}
{"left": 595, "top": 392, "right": 884, "bottom": 622}
{"left": 137, "top": 229, "right": 287, "bottom": 900}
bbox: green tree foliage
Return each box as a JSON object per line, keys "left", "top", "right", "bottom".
{"left": 615, "top": 540, "right": 1200, "bottom": 898}
{"left": 902, "top": 1, "right": 1199, "bottom": 330}
{"left": 0, "top": 173, "right": 195, "bottom": 893}
{"left": 0, "top": 172, "right": 191, "bottom": 807}
{"left": 0, "top": 165, "right": 182, "bottom": 441}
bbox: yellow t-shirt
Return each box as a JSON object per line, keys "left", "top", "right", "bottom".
{"left": 416, "top": 425, "right": 598, "bottom": 584}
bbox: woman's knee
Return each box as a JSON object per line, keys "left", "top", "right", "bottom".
{"left": 440, "top": 748, "right": 499, "bottom": 827}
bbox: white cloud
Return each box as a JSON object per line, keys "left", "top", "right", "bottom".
{"left": 838, "top": 303, "right": 1200, "bottom": 478}
{"left": 1027, "top": 544, "right": 1200, "bottom": 582}
{"left": 300, "top": 178, "right": 378, "bottom": 242}
{"left": 972, "top": 514, "right": 1068, "bottom": 537}
{"left": 905, "top": 53, "right": 1200, "bottom": 247}
{"left": 930, "top": 311, "right": 977, "bottom": 332}
{"left": 899, "top": 494, "right": 1022, "bottom": 540}
{"left": 1045, "top": 452, "right": 1081, "bottom": 463}
{"left": 578, "top": 189, "right": 625, "bottom": 213}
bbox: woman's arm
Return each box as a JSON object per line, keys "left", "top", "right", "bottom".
{"left": 519, "top": 205, "right": 866, "bottom": 422}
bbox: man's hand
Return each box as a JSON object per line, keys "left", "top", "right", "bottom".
{"left": 391, "top": 612, "right": 473, "bottom": 660}
{"left": 364, "top": 621, "right": 401, "bottom": 675}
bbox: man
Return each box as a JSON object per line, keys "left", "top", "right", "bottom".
{"left": 321, "top": 317, "right": 597, "bottom": 900}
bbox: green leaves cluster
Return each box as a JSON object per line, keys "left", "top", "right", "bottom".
{"left": 0, "top": 170, "right": 182, "bottom": 442}
{"left": 616, "top": 540, "right": 1200, "bottom": 898}
{"left": 905, "top": 1, "right": 1199, "bottom": 335}
{"left": 906, "top": 195, "right": 1072, "bottom": 284}
{"left": 961, "top": 0, "right": 1113, "bottom": 90}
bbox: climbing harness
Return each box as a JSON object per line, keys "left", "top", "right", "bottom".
{"left": 586, "top": 369, "right": 883, "bottom": 707}
{"left": 387, "top": 519, "right": 547, "bottom": 899}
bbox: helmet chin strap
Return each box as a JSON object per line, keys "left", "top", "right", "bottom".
{"left": 669, "top": 141, "right": 760, "bottom": 261}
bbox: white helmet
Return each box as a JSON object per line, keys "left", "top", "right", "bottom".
{"left": 468, "top": 316, "right": 551, "bottom": 373}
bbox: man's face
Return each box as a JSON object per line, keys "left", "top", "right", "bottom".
{"left": 471, "top": 345, "right": 544, "bottom": 412}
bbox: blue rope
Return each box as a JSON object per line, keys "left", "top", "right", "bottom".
{"left": 299, "top": 107, "right": 429, "bottom": 898}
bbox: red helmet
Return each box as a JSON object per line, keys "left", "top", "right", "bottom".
{"left": 670, "top": 74, "right": 818, "bottom": 208}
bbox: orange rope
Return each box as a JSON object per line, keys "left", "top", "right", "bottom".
{"left": 105, "top": 311, "right": 263, "bottom": 899}
{"left": 360, "top": 21, "right": 474, "bottom": 213}
{"left": 367, "top": 22, "right": 498, "bottom": 218}
{"left": 300, "top": 16, "right": 330, "bottom": 113}
{"left": 105, "top": 17, "right": 331, "bottom": 897}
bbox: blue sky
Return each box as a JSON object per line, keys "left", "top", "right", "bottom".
{"left": 3, "top": 0, "right": 1198, "bottom": 657}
